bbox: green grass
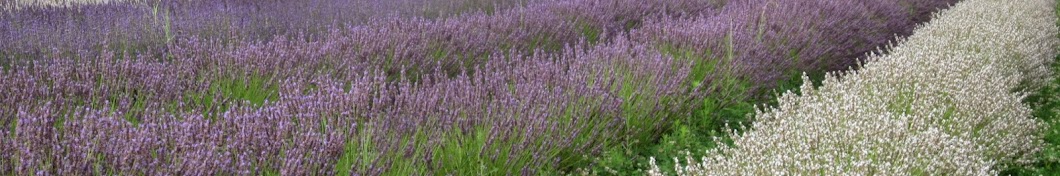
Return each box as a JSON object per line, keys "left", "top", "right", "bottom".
{"left": 430, "top": 125, "right": 542, "bottom": 175}
{"left": 576, "top": 20, "right": 603, "bottom": 45}
{"left": 183, "top": 73, "right": 279, "bottom": 120}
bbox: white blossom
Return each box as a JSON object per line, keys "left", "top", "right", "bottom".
{"left": 652, "top": 0, "right": 1060, "bottom": 175}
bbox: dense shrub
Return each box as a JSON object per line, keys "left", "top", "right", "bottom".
{"left": 650, "top": 0, "right": 1060, "bottom": 174}
{"left": 0, "top": 0, "right": 986, "bottom": 175}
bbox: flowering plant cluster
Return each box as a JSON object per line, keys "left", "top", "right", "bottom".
{"left": 650, "top": 0, "right": 1060, "bottom": 174}
{"left": 0, "top": 0, "right": 962, "bottom": 174}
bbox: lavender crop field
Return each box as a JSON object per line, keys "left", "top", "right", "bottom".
{"left": 651, "top": 0, "right": 1060, "bottom": 174}
{"left": 3, "top": 0, "right": 1054, "bottom": 175}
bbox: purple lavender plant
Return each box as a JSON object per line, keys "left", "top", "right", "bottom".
{"left": 0, "top": 0, "right": 960, "bottom": 175}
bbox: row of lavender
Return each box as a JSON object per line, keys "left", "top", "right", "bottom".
{"left": 1, "top": 0, "right": 560, "bottom": 61}
{"left": 0, "top": 0, "right": 718, "bottom": 74}
{"left": 0, "top": 0, "right": 954, "bottom": 175}
{"left": 652, "top": 0, "right": 1059, "bottom": 174}
{"left": 4, "top": 0, "right": 548, "bottom": 14}
{"left": 629, "top": 0, "right": 951, "bottom": 100}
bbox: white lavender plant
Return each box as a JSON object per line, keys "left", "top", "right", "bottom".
{"left": 650, "top": 0, "right": 1060, "bottom": 175}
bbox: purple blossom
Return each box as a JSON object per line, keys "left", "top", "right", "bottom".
{"left": 0, "top": 0, "right": 956, "bottom": 174}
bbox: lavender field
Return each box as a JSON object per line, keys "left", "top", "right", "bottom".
{"left": 0, "top": 0, "right": 1057, "bottom": 175}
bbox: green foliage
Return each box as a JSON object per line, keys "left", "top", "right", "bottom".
{"left": 429, "top": 47, "right": 450, "bottom": 61}
{"left": 623, "top": 20, "right": 641, "bottom": 31}
{"left": 79, "top": 83, "right": 154, "bottom": 126}
{"left": 335, "top": 125, "right": 385, "bottom": 176}
{"left": 657, "top": 43, "right": 716, "bottom": 89}
{"left": 185, "top": 73, "right": 279, "bottom": 120}
{"left": 552, "top": 100, "right": 612, "bottom": 171}
{"left": 431, "top": 125, "right": 538, "bottom": 175}
{"left": 122, "top": 90, "right": 150, "bottom": 125}
{"left": 381, "top": 132, "right": 430, "bottom": 176}
{"left": 581, "top": 40, "right": 830, "bottom": 175}
{"left": 576, "top": 21, "right": 602, "bottom": 45}
{"left": 214, "top": 74, "right": 279, "bottom": 106}
{"left": 573, "top": 38, "right": 786, "bottom": 174}
{"left": 0, "top": 51, "right": 19, "bottom": 72}
{"left": 527, "top": 34, "right": 565, "bottom": 53}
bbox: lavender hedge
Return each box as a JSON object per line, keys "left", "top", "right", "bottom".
{"left": 2, "top": 0, "right": 550, "bottom": 57}
{"left": 652, "top": 0, "right": 1059, "bottom": 174}
{"left": 0, "top": 0, "right": 720, "bottom": 76}
{"left": 1, "top": 0, "right": 958, "bottom": 175}
{"left": 199, "top": 0, "right": 720, "bottom": 78}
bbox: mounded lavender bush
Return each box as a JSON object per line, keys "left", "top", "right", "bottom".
{"left": 650, "top": 0, "right": 1059, "bottom": 174}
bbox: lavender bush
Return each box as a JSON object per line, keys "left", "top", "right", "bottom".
{"left": 650, "top": 0, "right": 1059, "bottom": 174}
{"left": 0, "top": 0, "right": 986, "bottom": 175}
{"left": 581, "top": 0, "right": 957, "bottom": 173}
{"left": 4, "top": 0, "right": 545, "bottom": 61}
{"left": 0, "top": 0, "right": 721, "bottom": 76}
{"left": 3, "top": 0, "right": 127, "bottom": 9}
